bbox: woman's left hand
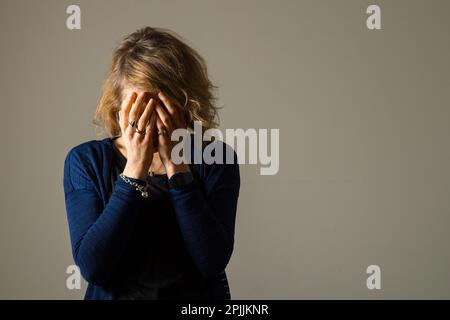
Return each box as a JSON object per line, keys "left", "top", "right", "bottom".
{"left": 155, "top": 92, "right": 191, "bottom": 178}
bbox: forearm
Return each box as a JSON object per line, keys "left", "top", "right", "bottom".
{"left": 67, "top": 178, "right": 145, "bottom": 285}
{"left": 169, "top": 179, "right": 238, "bottom": 278}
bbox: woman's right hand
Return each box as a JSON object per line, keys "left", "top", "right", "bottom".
{"left": 118, "top": 91, "right": 158, "bottom": 181}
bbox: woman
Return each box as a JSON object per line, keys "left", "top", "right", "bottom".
{"left": 63, "top": 26, "right": 240, "bottom": 300}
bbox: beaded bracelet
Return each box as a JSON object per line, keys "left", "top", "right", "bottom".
{"left": 119, "top": 173, "right": 149, "bottom": 198}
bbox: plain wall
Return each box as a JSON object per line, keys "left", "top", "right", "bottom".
{"left": 0, "top": 0, "right": 449, "bottom": 299}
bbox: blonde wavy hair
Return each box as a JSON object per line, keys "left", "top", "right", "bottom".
{"left": 92, "top": 26, "right": 219, "bottom": 137}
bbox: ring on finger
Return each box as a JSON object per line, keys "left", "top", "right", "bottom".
{"left": 157, "top": 129, "right": 168, "bottom": 136}
{"left": 135, "top": 127, "right": 146, "bottom": 135}
{"left": 129, "top": 120, "right": 136, "bottom": 128}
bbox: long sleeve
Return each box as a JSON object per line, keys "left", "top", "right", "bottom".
{"left": 63, "top": 148, "right": 146, "bottom": 286}
{"left": 169, "top": 145, "right": 240, "bottom": 278}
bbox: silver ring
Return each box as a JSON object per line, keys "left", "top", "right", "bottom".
{"left": 135, "top": 127, "right": 146, "bottom": 135}
{"left": 129, "top": 120, "right": 136, "bottom": 128}
{"left": 157, "top": 129, "right": 167, "bottom": 136}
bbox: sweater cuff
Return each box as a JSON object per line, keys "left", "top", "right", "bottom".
{"left": 168, "top": 177, "right": 198, "bottom": 194}
{"left": 114, "top": 175, "right": 148, "bottom": 199}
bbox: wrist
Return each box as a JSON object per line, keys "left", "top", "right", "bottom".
{"left": 165, "top": 162, "right": 190, "bottom": 179}
{"left": 168, "top": 170, "right": 194, "bottom": 189}
{"left": 118, "top": 173, "right": 149, "bottom": 198}
{"left": 123, "top": 163, "right": 148, "bottom": 181}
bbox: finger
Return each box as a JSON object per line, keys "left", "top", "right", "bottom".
{"left": 155, "top": 103, "right": 173, "bottom": 131}
{"left": 129, "top": 91, "right": 148, "bottom": 127}
{"left": 143, "top": 112, "right": 157, "bottom": 144}
{"left": 158, "top": 92, "right": 176, "bottom": 115}
{"left": 156, "top": 116, "right": 168, "bottom": 143}
{"left": 137, "top": 97, "right": 157, "bottom": 131}
{"left": 120, "top": 91, "right": 137, "bottom": 135}
{"left": 156, "top": 116, "right": 165, "bottom": 133}
{"left": 158, "top": 91, "right": 187, "bottom": 128}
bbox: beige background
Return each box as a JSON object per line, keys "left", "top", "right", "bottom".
{"left": 0, "top": 0, "right": 449, "bottom": 299}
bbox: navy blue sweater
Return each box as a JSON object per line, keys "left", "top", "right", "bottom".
{"left": 63, "top": 136, "right": 240, "bottom": 299}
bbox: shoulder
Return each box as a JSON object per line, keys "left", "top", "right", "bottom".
{"left": 64, "top": 138, "right": 110, "bottom": 166}
{"left": 63, "top": 138, "right": 110, "bottom": 192}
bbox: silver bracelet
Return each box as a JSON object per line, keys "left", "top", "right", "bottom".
{"left": 119, "top": 173, "right": 149, "bottom": 198}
